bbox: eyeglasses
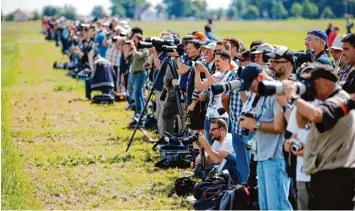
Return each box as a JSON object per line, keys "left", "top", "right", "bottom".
{"left": 270, "top": 60, "right": 288, "bottom": 65}
{"left": 209, "top": 127, "right": 220, "bottom": 132}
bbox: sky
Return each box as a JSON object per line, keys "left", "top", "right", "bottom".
{"left": 1, "top": 0, "right": 232, "bottom": 15}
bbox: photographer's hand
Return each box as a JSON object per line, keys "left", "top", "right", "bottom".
{"left": 293, "top": 141, "right": 305, "bottom": 157}
{"left": 284, "top": 139, "right": 292, "bottom": 153}
{"left": 283, "top": 80, "right": 297, "bottom": 99}
{"left": 197, "top": 132, "right": 209, "bottom": 149}
{"left": 240, "top": 116, "right": 256, "bottom": 131}
{"left": 169, "top": 49, "right": 179, "bottom": 57}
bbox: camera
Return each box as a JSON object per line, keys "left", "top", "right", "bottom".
{"left": 293, "top": 50, "right": 315, "bottom": 66}
{"left": 137, "top": 41, "right": 153, "bottom": 49}
{"left": 125, "top": 40, "right": 133, "bottom": 45}
{"left": 112, "top": 36, "right": 125, "bottom": 42}
{"left": 211, "top": 80, "right": 241, "bottom": 95}
{"left": 291, "top": 138, "right": 303, "bottom": 154}
{"left": 258, "top": 76, "right": 315, "bottom": 101}
{"left": 240, "top": 112, "right": 255, "bottom": 136}
{"left": 162, "top": 44, "right": 185, "bottom": 56}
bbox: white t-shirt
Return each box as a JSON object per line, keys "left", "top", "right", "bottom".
{"left": 287, "top": 101, "right": 320, "bottom": 182}
{"left": 206, "top": 70, "right": 231, "bottom": 118}
{"left": 211, "top": 133, "right": 235, "bottom": 156}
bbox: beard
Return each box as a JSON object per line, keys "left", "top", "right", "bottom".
{"left": 274, "top": 66, "right": 285, "bottom": 78}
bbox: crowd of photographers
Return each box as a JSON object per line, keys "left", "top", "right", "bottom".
{"left": 43, "top": 16, "right": 355, "bottom": 210}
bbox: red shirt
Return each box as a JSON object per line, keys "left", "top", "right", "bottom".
{"left": 328, "top": 30, "right": 338, "bottom": 47}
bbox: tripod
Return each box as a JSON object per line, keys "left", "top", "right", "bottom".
{"left": 125, "top": 56, "right": 185, "bottom": 153}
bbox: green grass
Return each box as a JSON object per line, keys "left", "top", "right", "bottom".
{"left": 1, "top": 19, "right": 353, "bottom": 209}
{"left": 1, "top": 22, "right": 40, "bottom": 210}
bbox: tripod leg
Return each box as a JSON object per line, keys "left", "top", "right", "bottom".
{"left": 126, "top": 59, "right": 170, "bottom": 153}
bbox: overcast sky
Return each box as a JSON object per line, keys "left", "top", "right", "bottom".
{"left": 2, "top": 0, "right": 232, "bottom": 15}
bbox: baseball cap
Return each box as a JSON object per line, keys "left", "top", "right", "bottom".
{"left": 308, "top": 29, "right": 328, "bottom": 44}
{"left": 329, "top": 34, "right": 347, "bottom": 50}
{"left": 240, "top": 63, "right": 263, "bottom": 91}
{"left": 202, "top": 42, "right": 216, "bottom": 51}
{"left": 250, "top": 43, "right": 275, "bottom": 54}
{"left": 236, "top": 50, "right": 251, "bottom": 60}
{"left": 194, "top": 32, "right": 207, "bottom": 41}
{"left": 311, "top": 64, "right": 338, "bottom": 82}
{"left": 266, "top": 45, "right": 294, "bottom": 62}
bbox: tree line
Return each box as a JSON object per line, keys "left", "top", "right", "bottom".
{"left": 3, "top": 0, "right": 354, "bottom": 21}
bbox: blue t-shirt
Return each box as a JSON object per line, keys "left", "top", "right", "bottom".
{"left": 253, "top": 95, "right": 285, "bottom": 161}
{"left": 95, "top": 31, "right": 108, "bottom": 58}
{"left": 316, "top": 52, "right": 332, "bottom": 66}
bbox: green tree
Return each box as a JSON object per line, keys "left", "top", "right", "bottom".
{"left": 242, "top": 5, "right": 259, "bottom": 20}
{"left": 110, "top": 0, "right": 148, "bottom": 18}
{"left": 32, "top": 10, "right": 41, "bottom": 20}
{"left": 302, "top": 0, "right": 316, "bottom": 18}
{"left": 163, "top": 0, "right": 186, "bottom": 19}
{"left": 321, "top": 6, "right": 335, "bottom": 18}
{"left": 61, "top": 5, "right": 77, "bottom": 20}
{"left": 91, "top": 5, "right": 104, "bottom": 18}
{"left": 42, "top": 5, "right": 61, "bottom": 16}
{"left": 310, "top": 3, "right": 319, "bottom": 18}
{"left": 5, "top": 13, "right": 14, "bottom": 21}
{"left": 226, "top": 6, "right": 238, "bottom": 19}
{"left": 291, "top": 2, "right": 303, "bottom": 17}
{"left": 272, "top": 2, "right": 288, "bottom": 19}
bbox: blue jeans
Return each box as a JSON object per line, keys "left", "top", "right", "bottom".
{"left": 232, "top": 133, "right": 250, "bottom": 184}
{"left": 132, "top": 71, "right": 147, "bottom": 115}
{"left": 257, "top": 158, "right": 293, "bottom": 210}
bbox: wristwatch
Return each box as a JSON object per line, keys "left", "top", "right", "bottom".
{"left": 255, "top": 120, "right": 261, "bottom": 130}
{"left": 289, "top": 94, "right": 301, "bottom": 105}
{"left": 281, "top": 104, "right": 291, "bottom": 113}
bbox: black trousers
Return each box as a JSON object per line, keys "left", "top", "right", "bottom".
{"left": 308, "top": 168, "right": 355, "bottom": 210}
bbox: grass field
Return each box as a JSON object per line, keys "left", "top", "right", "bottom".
{"left": 1, "top": 19, "right": 352, "bottom": 209}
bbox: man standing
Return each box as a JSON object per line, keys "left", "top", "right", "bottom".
{"left": 240, "top": 63, "right": 292, "bottom": 210}
{"left": 195, "top": 50, "right": 233, "bottom": 144}
{"left": 341, "top": 33, "right": 355, "bottom": 94}
{"left": 305, "top": 29, "right": 332, "bottom": 65}
{"left": 126, "top": 34, "right": 149, "bottom": 117}
{"left": 250, "top": 43, "right": 275, "bottom": 77}
{"left": 283, "top": 65, "right": 355, "bottom": 210}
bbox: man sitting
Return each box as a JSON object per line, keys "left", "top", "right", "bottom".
{"left": 85, "top": 53, "right": 115, "bottom": 99}
{"left": 195, "top": 118, "right": 240, "bottom": 184}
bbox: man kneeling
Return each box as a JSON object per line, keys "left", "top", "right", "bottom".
{"left": 195, "top": 118, "right": 241, "bottom": 184}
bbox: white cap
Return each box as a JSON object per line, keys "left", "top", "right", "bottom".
{"left": 114, "top": 25, "right": 127, "bottom": 35}
{"left": 202, "top": 42, "right": 216, "bottom": 51}
{"left": 329, "top": 34, "right": 347, "bottom": 50}
{"left": 251, "top": 43, "right": 275, "bottom": 54}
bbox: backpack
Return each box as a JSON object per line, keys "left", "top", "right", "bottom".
{"left": 173, "top": 177, "right": 196, "bottom": 196}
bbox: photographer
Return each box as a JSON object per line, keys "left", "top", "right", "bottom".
{"left": 250, "top": 43, "right": 275, "bottom": 77}
{"left": 125, "top": 34, "right": 149, "bottom": 117}
{"left": 196, "top": 118, "right": 240, "bottom": 184}
{"left": 148, "top": 34, "right": 172, "bottom": 138}
{"left": 282, "top": 64, "right": 355, "bottom": 210}
{"left": 341, "top": 33, "right": 355, "bottom": 94}
{"left": 195, "top": 50, "right": 232, "bottom": 144}
{"left": 85, "top": 53, "right": 115, "bottom": 99}
{"left": 94, "top": 21, "right": 108, "bottom": 58}
{"left": 239, "top": 63, "right": 292, "bottom": 210}
{"left": 304, "top": 29, "right": 332, "bottom": 66}
{"left": 105, "top": 29, "right": 125, "bottom": 92}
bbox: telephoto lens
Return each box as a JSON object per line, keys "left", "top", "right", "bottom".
{"left": 211, "top": 80, "right": 241, "bottom": 95}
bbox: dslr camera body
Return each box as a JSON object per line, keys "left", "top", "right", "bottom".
{"left": 240, "top": 112, "right": 256, "bottom": 136}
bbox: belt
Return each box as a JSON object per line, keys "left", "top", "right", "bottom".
{"left": 132, "top": 71, "right": 144, "bottom": 75}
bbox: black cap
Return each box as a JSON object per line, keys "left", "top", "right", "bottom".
{"left": 265, "top": 45, "right": 294, "bottom": 62}
{"left": 240, "top": 63, "right": 263, "bottom": 91}
{"left": 311, "top": 64, "right": 338, "bottom": 82}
